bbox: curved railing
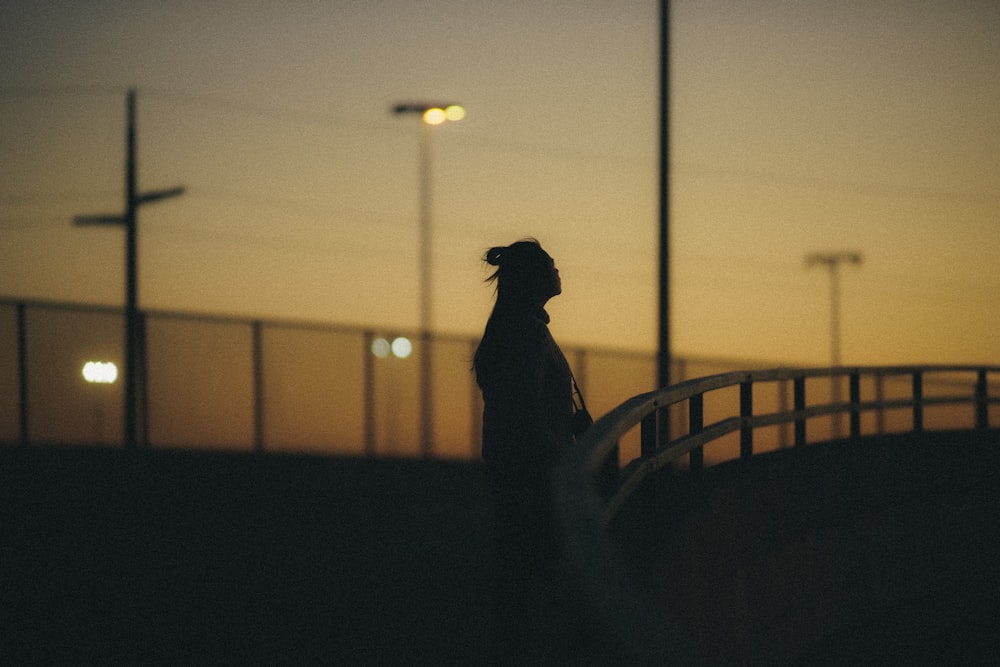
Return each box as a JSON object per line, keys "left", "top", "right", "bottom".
{"left": 553, "top": 365, "right": 1000, "bottom": 662}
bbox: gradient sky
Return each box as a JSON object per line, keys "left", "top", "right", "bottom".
{"left": 2, "top": 1, "right": 998, "bottom": 368}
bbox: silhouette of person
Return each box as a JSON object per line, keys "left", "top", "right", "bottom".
{"left": 473, "top": 239, "right": 582, "bottom": 662}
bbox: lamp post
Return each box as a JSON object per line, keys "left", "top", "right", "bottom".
{"left": 806, "top": 251, "right": 863, "bottom": 438}
{"left": 391, "top": 101, "right": 465, "bottom": 457}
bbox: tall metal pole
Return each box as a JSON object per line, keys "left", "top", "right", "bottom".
{"left": 124, "top": 90, "right": 139, "bottom": 448}
{"left": 391, "top": 102, "right": 464, "bottom": 457}
{"left": 829, "top": 262, "right": 841, "bottom": 367}
{"left": 74, "top": 88, "right": 185, "bottom": 449}
{"left": 806, "top": 251, "right": 862, "bottom": 367}
{"left": 806, "top": 251, "right": 862, "bottom": 439}
{"left": 658, "top": 0, "right": 671, "bottom": 390}
{"left": 658, "top": 1, "right": 672, "bottom": 442}
{"left": 417, "top": 121, "right": 434, "bottom": 457}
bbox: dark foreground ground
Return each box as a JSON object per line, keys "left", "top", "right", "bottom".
{"left": 1, "top": 447, "right": 497, "bottom": 665}
{"left": 3, "top": 430, "right": 1000, "bottom": 665}
{"left": 624, "top": 429, "right": 1000, "bottom": 666}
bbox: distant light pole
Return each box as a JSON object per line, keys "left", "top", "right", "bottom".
{"left": 806, "top": 251, "right": 863, "bottom": 438}
{"left": 74, "top": 88, "right": 185, "bottom": 448}
{"left": 806, "top": 251, "right": 863, "bottom": 367}
{"left": 391, "top": 101, "right": 466, "bottom": 457}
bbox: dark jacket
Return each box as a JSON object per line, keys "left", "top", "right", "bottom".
{"left": 475, "top": 307, "right": 575, "bottom": 475}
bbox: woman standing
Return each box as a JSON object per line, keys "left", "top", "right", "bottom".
{"left": 473, "top": 239, "right": 582, "bottom": 661}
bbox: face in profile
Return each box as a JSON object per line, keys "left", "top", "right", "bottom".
{"left": 540, "top": 252, "right": 561, "bottom": 300}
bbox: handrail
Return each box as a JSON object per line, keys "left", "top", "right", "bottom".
{"left": 553, "top": 365, "right": 1000, "bottom": 662}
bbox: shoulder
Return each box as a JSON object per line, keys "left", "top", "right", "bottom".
{"left": 480, "top": 313, "right": 552, "bottom": 365}
{"left": 489, "top": 311, "right": 549, "bottom": 338}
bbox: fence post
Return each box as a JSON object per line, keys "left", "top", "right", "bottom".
{"left": 252, "top": 320, "right": 265, "bottom": 453}
{"left": 912, "top": 371, "right": 924, "bottom": 433}
{"left": 976, "top": 369, "right": 989, "bottom": 431}
{"left": 363, "top": 330, "right": 376, "bottom": 456}
{"left": 17, "top": 302, "right": 29, "bottom": 446}
{"left": 794, "top": 376, "right": 806, "bottom": 446}
{"left": 849, "top": 370, "right": 861, "bottom": 439}
{"left": 740, "top": 380, "right": 753, "bottom": 460}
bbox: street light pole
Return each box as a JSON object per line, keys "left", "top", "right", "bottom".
{"left": 805, "top": 251, "right": 863, "bottom": 367}
{"left": 74, "top": 88, "right": 185, "bottom": 448}
{"left": 391, "top": 101, "right": 465, "bottom": 457}
{"left": 418, "top": 118, "right": 433, "bottom": 351}
{"left": 806, "top": 250, "right": 863, "bottom": 438}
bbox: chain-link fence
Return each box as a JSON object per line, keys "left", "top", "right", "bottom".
{"left": 6, "top": 298, "right": 982, "bottom": 461}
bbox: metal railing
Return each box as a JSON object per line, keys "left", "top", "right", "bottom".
{"left": 554, "top": 365, "right": 1000, "bottom": 661}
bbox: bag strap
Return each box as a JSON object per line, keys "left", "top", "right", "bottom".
{"left": 571, "top": 373, "right": 589, "bottom": 413}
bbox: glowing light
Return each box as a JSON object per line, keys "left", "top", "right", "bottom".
{"left": 82, "top": 361, "right": 118, "bottom": 384}
{"left": 422, "top": 108, "right": 447, "bottom": 125}
{"left": 444, "top": 105, "right": 466, "bottom": 121}
{"left": 391, "top": 337, "right": 413, "bottom": 358}
{"left": 371, "top": 338, "right": 391, "bottom": 358}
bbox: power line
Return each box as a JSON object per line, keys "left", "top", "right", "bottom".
{"left": 0, "top": 191, "right": 119, "bottom": 205}
{"left": 0, "top": 85, "right": 126, "bottom": 99}
{"left": 4, "top": 87, "right": 996, "bottom": 205}
{"left": 674, "top": 161, "right": 1000, "bottom": 206}
{"left": 179, "top": 187, "right": 406, "bottom": 227}
{"left": 140, "top": 87, "right": 399, "bottom": 134}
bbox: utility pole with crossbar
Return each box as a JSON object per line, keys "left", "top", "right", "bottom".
{"left": 74, "top": 88, "right": 185, "bottom": 448}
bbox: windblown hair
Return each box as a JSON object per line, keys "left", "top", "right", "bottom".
{"left": 473, "top": 238, "right": 553, "bottom": 386}
{"left": 482, "top": 238, "right": 551, "bottom": 310}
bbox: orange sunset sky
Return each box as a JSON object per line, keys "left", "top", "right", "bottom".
{"left": 2, "top": 0, "right": 998, "bottom": 368}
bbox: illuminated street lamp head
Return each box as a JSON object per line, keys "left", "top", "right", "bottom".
{"left": 423, "top": 108, "right": 447, "bottom": 125}
{"left": 392, "top": 102, "right": 466, "bottom": 125}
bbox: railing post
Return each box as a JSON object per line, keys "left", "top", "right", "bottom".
{"left": 794, "top": 376, "right": 806, "bottom": 446}
{"left": 640, "top": 411, "right": 657, "bottom": 459}
{"left": 849, "top": 370, "right": 861, "bottom": 440}
{"left": 976, "top": 369, "right": 989, "bottom": 431}
{"left": 778, "top": 379, "right": 789, "bottom": 448}
{"left": 875, "top": 372, "right": 885, "bottom": 435}
{"left": 912, "top": 371, "right": 924, "bottom": 433}
{"left": 740, "top": 380, "right": 753, "bottom": 460}
{"left": 689, "top": 393, "right": 704, "bottom": 471}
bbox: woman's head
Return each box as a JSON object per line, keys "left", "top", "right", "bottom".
{"left": 484, "top": 238, "right": 561, "bottom": 308}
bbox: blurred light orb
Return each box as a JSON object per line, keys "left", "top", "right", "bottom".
{"left": 391, "top": 337, "right": 413, "bottom": 359}
{"left": 444, "top": 105, "right": 466, "bottom": 121}
{"left": 82, "top": 361, "right": 118, "bottom": 384}
{"left": 422, "top": 108, "right": 447, "bottom": 125}
{"left": 371, "top": 338, "right": 391, "bottom": 358}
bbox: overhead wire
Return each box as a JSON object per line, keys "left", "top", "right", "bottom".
{"left": 2, "top": 87, "right": 996, "bottom": 307}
